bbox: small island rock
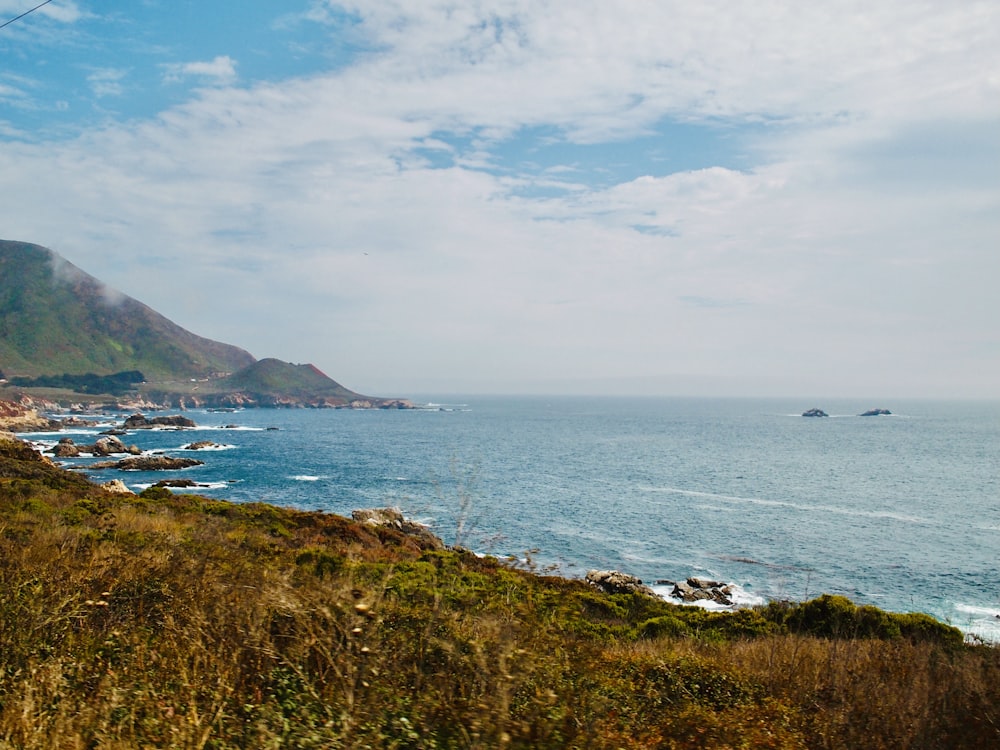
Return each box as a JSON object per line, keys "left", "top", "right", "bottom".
{"left": 123, "top": 413, "right": 196, "bottom": 430}
{"left": 802, "top": 408, "right": 829, "bottom": 417}
{"left": 89, "top": 455, "right": 204, "bottom": 471}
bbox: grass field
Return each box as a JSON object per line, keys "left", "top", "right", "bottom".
{"left": 1, "top": 434, "right": 997, "bottom": 749}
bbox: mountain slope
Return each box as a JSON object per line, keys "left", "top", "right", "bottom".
{"left": 139, "top": 358, "right": 386, "bottom": 408}
{"left": 217, "top": 359, "right": 361, "bottom": 401}
{"left": 0, "top": 240, "right": 256, "bottom": 380}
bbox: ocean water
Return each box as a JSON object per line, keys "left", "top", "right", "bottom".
{"left": 27, "top": 396, "right": 1000, "bottom": 642}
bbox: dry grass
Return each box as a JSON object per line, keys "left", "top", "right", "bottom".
{"left": 1, "top": 439, "right": 998, "bottom": 748}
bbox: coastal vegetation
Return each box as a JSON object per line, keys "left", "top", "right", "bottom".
{"left": 0, "top": 240, "right": 254, "bottom": 382}
{"left": 0, "top": 240, "right": 400, "bottom": 408}
{"left": 1, "top": 433, "right": 998, "bottom": 748}
{"left": 6, "top": 370, "right": 145, "bottom": 397}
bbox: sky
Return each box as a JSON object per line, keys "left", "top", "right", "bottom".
{"left": 1, "top": 1, "right": 998, "bottom": 398}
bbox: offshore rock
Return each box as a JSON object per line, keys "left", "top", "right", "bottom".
{"left": 801, "top": 408, "right": 829, "bottom": 417}
{"left": 860, "top": 408, "right": 892, "bottom": 416}
{"left": 89, "top": 455, "right": 204, "bottom": 471}
{"left": 123, "top": 413, "right": 196, "bottom": 429}
{"left": 352, "top": 507, "right": 444, "bottom": 550}
{"left": 184, "top": 441, "right": 220, "bottom": 450}
{"left": 92, "top": 436, "right": 142, "bottom": 456}
{"left": 585, "top": 570, "right": 656, "bottom": 597}
{"left": 671, "top": 577, "right": 735, "bottom": 606}
{"left": 48, "top": 435, "right": 142, "bottom": 457}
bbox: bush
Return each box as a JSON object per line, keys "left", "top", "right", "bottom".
{"left": 638, "top": 615, "right": 689, "bottom": 639}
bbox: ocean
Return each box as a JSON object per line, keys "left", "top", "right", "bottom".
{"left": 27, "top": 396, "right": 1000, "bottom": 642}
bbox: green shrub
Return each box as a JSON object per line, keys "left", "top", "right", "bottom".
{"left": 638, "top": 615, "right": 689, "bottom": 639}
{"left": 892, "top": 611, "right": 964, "bottom": 648}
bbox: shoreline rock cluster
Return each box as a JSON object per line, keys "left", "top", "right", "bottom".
{"left": 664, "top": 577, "right": 737, "bottom": 606}
{"left": 587, "top": 570, "right": 743, "bottom": 608}
{"left": 803, "top": 407, "right": 892, "bottom": 418}
{"left": 585, "top": 570, "right": 656, "bottom": 597}
{"left": 351, "top": 507, "right": 445, "bottom": 550}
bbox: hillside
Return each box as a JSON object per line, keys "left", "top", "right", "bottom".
{"left": 213, "top": 359, "right": 368, "bottom": 404}
{"left": 0, "top": 240, "right": 255, "bottom": 380}
{"left": 141, "top": 359, "right": 400, "bottom": 408}
{"left": 0, "top": 432, "right": 997, "bottom": 748}
{"left": 0, "top": 240, "right": 401, "bottom": 407}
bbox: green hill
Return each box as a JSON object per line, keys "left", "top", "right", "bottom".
{"left": 140, "top": 358, "right": 384, "bottom": 408}
{"left": 216, "top": 359, "right": 362, "bottom": 402}
{"left": 0, "top": 240, "right": 256, "bottom": 380}
{"left": 0, "top": 240, "right": 398, "bottom": 407}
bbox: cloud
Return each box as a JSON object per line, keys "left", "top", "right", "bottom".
{"left": 162, "top": 56, "right": 238, "bottom": 86}
{"left": 87, "top": 68, "right": 127, "bottom": 98}
{"left": 0, "top": 1, "right": 997, "bottom": 396}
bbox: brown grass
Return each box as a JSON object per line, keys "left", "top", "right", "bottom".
{"left": 1, "top": 439, "right": 998, "bottom": 748}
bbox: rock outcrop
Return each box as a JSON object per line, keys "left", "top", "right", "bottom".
{"left": 123, "top": 413, "right": 197, "bottom": 429}
{"left": 801, "top": 408, "right": 829, "bottom": 417}
{"left": 48, "top": 436, "right": 142, "bottom": 458}
{"left": 585, "top": 570, "right": 656, "bottom": 597}
{"left": 88, "top": 455, "right": 204, "bottom": 471}
{"left": 184, "top": 441, "right": 220, "bottom": 450}
{"left": 351, "top": 507, "right": 444, "bottom": 550}
{"left": 668, "top": 577, "right": 735, "bottom": 606}
{"left": 860, "top": 408, "right": 892, "bottom": 416}
{"left": 100, "top": 479, "right": 135, "bottom": 495}
{"left": 0, "top": 398, "right": 57, "bottom": 432}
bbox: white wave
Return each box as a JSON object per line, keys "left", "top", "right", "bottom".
{"left": 650, "top": 582, "right": 766, "bottom": 611}
{"left": 641, "top": 486, "right": 931, "bottom": 525}
{"left": 953, "top": 603, "right": 1000, "bottom": 644}
{"left": 185, "top": 481, "right": 229, "bottom": 490}
{"left": 17, "top": 428, "right": 102, "bottom": 438}
{"left": 131, "top": 481, "right": 230, "bottom": 492}
{"left": 290, "top": 475, "right": 326, "bottom": 482}
{"left": 956, "top": 603, "right": 1000, "bottom": 618}
{"left": 173, "top": 443, "right": 237, "bottom": 452}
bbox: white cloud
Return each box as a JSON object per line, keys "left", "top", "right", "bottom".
{"left": 0, "top": 1, "right": 997, "bottom": 396}
{"left": 87, "top": 68, "right": 127, "bottom": 98}
{"left": 162, "top": 56, "right": 238, "bottom": 85}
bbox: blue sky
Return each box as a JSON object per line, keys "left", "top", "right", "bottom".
{"left": 1, "top": 1, "right": 998, "bottom": 397}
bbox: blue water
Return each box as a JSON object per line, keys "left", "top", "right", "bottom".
{"left": 30, "top": 397, "right": 1000, "bottom": 641}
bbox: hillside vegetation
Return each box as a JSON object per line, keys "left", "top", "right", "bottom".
{"left": 140, "top": 358, "right": 372, "bottom": 407}
{"left": 0, "top": 240, "right": 255, "bottom": 380}
{"left": 0, "top": 240, "right": 388, "bottom": 407}
{"left": 1, "top": 434, "right": 997, "bottom": 748}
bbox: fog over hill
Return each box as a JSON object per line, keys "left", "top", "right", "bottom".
{"left": 0, "top": 240, "right": 255, "bottom": 381}
{"left": 0, "top": 240, "right": 394, "bottom": 407}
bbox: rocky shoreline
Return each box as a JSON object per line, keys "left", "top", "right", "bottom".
{"left": 0, "top": 392, "right": 415, "bottom": 429}
{"left": 3, "top": 396, "right": 755, "bottom": 613}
